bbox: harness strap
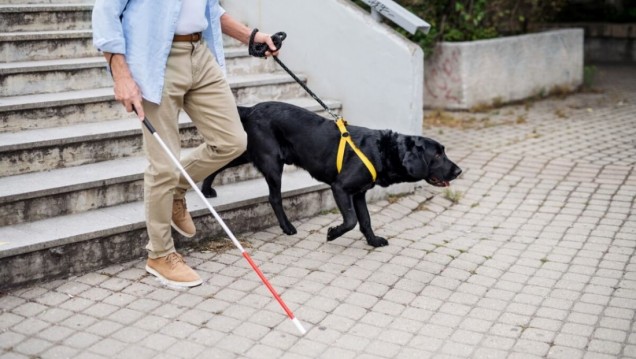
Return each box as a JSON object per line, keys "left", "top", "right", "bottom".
{"left": 335, "top": 118, "right": 377, "bottom": 182}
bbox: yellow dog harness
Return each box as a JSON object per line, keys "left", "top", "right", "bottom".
{"left": 335, "top": 118, "right": 377, "bottom": 182}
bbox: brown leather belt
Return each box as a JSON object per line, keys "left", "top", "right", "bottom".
{"left": 173, "top": 32, "right": 202, "bottom": 42}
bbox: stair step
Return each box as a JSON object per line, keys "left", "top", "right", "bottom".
{"left": 0, "top": 50, "right": 279, "bottom": 97}
{"left": 0, "top": 30, "right": 98, "bottom": 62}
{"left": 0, "top": 96, "right": 338, "bottom": 153}
{"left": 0, "top": 149, "right": 272, "bottom": 226}
{"left": 0, "top": 116, "right": 149, "bottom": 176}
{"left": 0, "top": 71, "right": 310, "bottom": 132}
{"left": 0, "top": 169, "right": 332, "bottom": 289}
{"left": 0, "top": 97, "right": 341, "bottom": 224}
{"left": 0, "top": 56, "right": 104, "bottom": 75}
{"left": 0, "top": 155, "right": 147, "bottom": 226}
{"left": 0, "top": 97, "right": 340, "bottom": 176}
{"left": 0, "top": 4, "right": 93, "bottom": 32}
{"left": 1, "top": 0, "right": 95, "bottom": 4}
{"left": 0, "top": 72, "right": 310, "bottom": 111}
{"left": 224, "top": 47, "right": 279, "bottom": 76}
{"left": 0, "top": 57, "right": 110, "bottom": 97}
{"left": 0, "top": 153, "right": 302, "bottom": 226}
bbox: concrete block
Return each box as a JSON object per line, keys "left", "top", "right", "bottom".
{"left": 425, "top": 29, "right": 584, "bottom": 110}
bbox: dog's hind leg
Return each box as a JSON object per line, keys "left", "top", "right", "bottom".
{"left": 259, "top": 161, "right": 297, "bottom": 235}
{"left": 326, "top": 186, "right": 358, "bottom": 242}
{"left": 201, "top": 174, "right": 218, "bottom": 198}
{"left": 201, "top": 152, "right": 251, "bottom": 198}
{"left": 353, "top": 192, "right": 388, "bottom": 247}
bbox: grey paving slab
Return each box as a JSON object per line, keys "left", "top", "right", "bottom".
{"left": 1, "top": 64, "right": 635, "bottom": 358}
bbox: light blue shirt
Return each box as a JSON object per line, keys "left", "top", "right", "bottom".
{"left": 92, "top": 0, "right": 226, "bottom": 104}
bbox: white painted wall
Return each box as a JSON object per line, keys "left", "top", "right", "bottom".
{"left": 223, "top": 0, "right": 424, "bottom": 135}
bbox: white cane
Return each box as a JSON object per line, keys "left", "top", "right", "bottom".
{"left": 140, "top": 115, "right": 307, "bottom": 335}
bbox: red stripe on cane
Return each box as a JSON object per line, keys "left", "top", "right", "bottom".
{"left": 242, "top": 252, "right": 295, "bottom": 319}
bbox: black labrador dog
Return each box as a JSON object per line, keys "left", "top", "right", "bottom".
{"left": 202, "top": 101, "right": 462, "bottom": 247}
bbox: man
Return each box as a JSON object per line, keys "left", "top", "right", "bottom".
{"left": 92, "top": 1, "right": 279, "bottom": 287}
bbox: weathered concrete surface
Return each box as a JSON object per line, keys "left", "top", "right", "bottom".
{"left": 425, "top": 29, "right": 584, "bottom": 110}
{"left": 0, "top": 64, "right": 634, "bottom": 358}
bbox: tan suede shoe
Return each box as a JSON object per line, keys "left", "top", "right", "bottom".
{"left": 146, "top": 252, "right": 202, "bottom": 287}
{"left": 171, "top": 198, "right": 196, "bottom": 238}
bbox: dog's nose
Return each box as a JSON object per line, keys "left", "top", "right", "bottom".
{"left": 453, "top": 166, "right": 462, "bottom": 179}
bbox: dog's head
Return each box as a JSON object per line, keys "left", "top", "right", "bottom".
{"left": 400, "top": 136, "right": 462, "bottom": 187}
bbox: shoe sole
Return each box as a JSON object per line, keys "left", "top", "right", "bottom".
{"left": 145, "top": 265, "right": 203, "bottom": 288}
{"left": 171, "top": 220, "right": 195, "bottom": 238}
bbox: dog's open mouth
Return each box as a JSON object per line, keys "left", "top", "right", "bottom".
{"left": 427, "top": 177, "right": 450, "bottom": 187}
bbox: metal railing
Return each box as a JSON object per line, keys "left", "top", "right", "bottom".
{"left": 358, "top": 0, "right": 430, "bottom": 35}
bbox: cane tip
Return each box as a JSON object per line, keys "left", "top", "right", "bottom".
{"left": 292, "top": 318, "right": 307, "bottom": 335}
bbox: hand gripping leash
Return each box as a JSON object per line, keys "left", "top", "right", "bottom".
{"left": 139, "top": 115, "right": 307, "bottom": 335}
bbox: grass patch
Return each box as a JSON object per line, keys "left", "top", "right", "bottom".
{"left": 547, "top": 84, "right": 574, "bottom": 98}
{"left": 424, "top": 109, "right": 524, "bottom": 131}
{"left": 416, "top": 202, "right": 430, "bottom": 211}
{"left": 424, "top": 110, "right": 485, "bottom": 129}
{"left": 526, "top": 128, "right": 542, "bottom": 139}
{"left": 583, "top": 65, "right": 597, "bottom": 89}
{"left": 196, "top": 237, "right": 253, "bottom": 253}
{"left": 515, "top": 115, "right": 527, "bottom": 124}
{"left": 320, "top": 208, "right": 340, "bottom": 215}
{"left": 387, "top": 192, "right": 410, "bottom": 204}
{"left": 554, "top": 108, "right": 568, "bottom": 119}
{"left": 443, "top": 188, "right": 463, "bottom": 204}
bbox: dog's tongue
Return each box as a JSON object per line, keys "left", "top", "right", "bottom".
{"left": 444, "top": 181, "right": 450, "bottom": 187}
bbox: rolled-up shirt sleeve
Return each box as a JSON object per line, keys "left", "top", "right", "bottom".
{"left": 92, "top": 0, "right": 129, "bottom": 54}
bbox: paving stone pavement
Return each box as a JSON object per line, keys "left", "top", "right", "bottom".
{"left": 1, "top": 64, "right": 634, "bottom": 359}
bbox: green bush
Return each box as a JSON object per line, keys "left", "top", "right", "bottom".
{"left": 355, "top": 0, "right": 567, "bottom": 56}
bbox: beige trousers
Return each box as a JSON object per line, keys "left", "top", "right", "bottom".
{"left": 141, "top": 41, "right": 247, "bottom": 259}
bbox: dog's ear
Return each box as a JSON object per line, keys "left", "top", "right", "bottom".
{"left": 400, "top": 137, "right": 429, "bottom": 179}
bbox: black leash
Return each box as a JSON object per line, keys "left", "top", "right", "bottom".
{"left": 272, "top": 56, "right": 340, "bottom": 121}
{"left": 250, "top": 30, "right": 340, "bottom": 121}
{"left": 249, "top": 31, "right": 378, "bottom": 181}
{"left": 250, "top": 31, "right": 377, "bottom": 181}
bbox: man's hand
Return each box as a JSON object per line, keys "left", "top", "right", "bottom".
{"left": 248, "top": 30, "right": 285, "bottom": 58}
{"left": 253, "top": 31, "right": 279, "bottom": 57}
{"left": 107, "top": 53, "right": 145, "bottom": 120}
{"left": 219, "top": 14, "right": 281, "bottom": 58}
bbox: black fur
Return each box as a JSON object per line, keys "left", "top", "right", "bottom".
{"left": 202, "top": 101, "right": 462, "bottom": 247}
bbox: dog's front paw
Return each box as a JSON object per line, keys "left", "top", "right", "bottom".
{"left": 280, "top": 222, "right": 297, "bottom": 235}
{"left": 327, "top": 226, "right": 340, "bottom": 241}
{"left": 367, "top": 236, "right": 388, "bottom": 247}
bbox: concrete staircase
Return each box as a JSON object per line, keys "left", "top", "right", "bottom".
{"left": 0, "top": 2, "right": 340, "bottom": 289}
